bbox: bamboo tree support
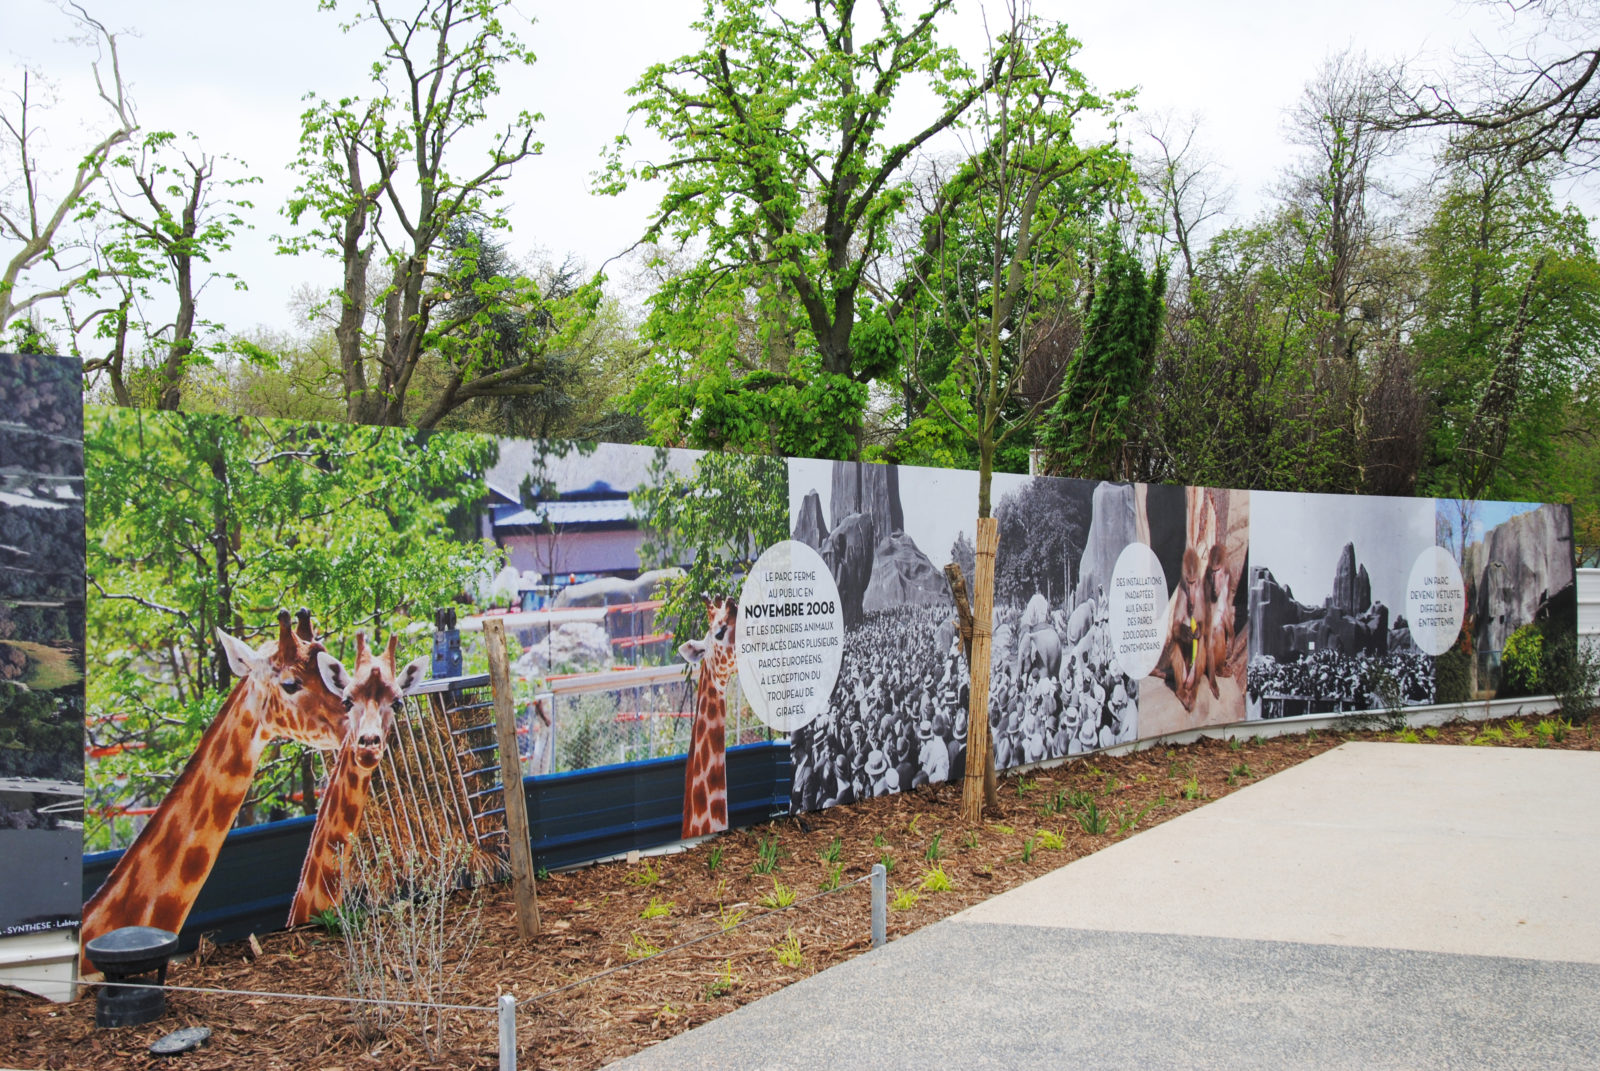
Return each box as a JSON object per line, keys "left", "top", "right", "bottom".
{"left": 961, "top": 517, "right": 999, "bottom": 826}
{"left": 942, "top": 562, "right": 999, "bottom": 810}
{"left": 483, "top": 618, "right": 541, "bottom": 939}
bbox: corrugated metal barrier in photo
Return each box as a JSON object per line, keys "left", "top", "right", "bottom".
{"left": 82, "top": 741, "right": 791, "bottom": 953}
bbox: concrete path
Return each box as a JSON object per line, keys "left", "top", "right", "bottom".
{"left": 611, "top": 743, "right": 1600, "bottom": 1069}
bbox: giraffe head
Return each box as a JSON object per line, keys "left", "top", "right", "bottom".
{"left": 678, "top": 595, "right": 738, "bottom": 687}
{"left": 331, "top": 632, "right": 428, "bottom": 769}
{"left": 213, "top": 609, "right": 351, "bottom": 749}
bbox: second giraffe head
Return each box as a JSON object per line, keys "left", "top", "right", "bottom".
{"left": 324, "top": 632, "right": 428, "bottom": 769}
{"left": 679, "top": 595, "right": 738, "bottom": 680}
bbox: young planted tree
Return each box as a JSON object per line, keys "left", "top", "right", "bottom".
{"left": 601, "top": 0, "right": 1008, "bottom": 458}
{"left": 280, "top": 0, "right": 555, "bottom": 428}
{"left": 896, "top": 7, "right": 1132, "bottom": 823}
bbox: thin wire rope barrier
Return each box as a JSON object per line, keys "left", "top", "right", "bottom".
{"left": 1, "top": 975, "right": 494, "bottom": 1014}
{"left": 517, "top": 871, "right": 872, "bottom": 1010}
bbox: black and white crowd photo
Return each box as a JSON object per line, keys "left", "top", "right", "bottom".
{"left": 786, "top": 461, "right": 1159, "bottom": 813}
{"left": 1247, "top": 491, "right": 1438, "bottom": 719}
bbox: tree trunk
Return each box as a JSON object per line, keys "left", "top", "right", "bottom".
{"left": 943, "top": 562, "right": 999, "bottom": 810}
{"left": 961, "top": 516, "right": 998, "bottom": 825}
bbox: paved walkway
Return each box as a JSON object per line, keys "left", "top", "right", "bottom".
{"left": 612, "top": 743, "right": 1600, "bottom": 1069}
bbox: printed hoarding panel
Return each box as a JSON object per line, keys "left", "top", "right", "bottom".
{"left": 57, "top": 400, "right": 1582, "bottom": 948}
{"left": 79, "top": 411, "right": 786, "bottom": 951}
{"left": 0, "top": 354, "right": 86, "bottom": 937}
{"left": 784, "top": 463, "right": 1254, "bottom": 813}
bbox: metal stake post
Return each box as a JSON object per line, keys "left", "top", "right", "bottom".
{"left": 870, "top": 863, "right": 887, "bottom": 949}
{"left": 499, "top": 993, "right": 517, "bottom": 1071}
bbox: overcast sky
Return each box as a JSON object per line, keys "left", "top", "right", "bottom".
{"left": 5, "top": 0, "right": 1559, "bottom": 342}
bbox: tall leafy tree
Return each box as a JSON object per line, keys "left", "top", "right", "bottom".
{"left": 601, "top": 0, "right": 1008, "bottom": 457}
{"left": 280, "top": 0, "right": 552, "bottom": 428}
{"left": 1415, "top": 149, "right": 1600, "bottom": 499}
{"left": 73, "top": 132, "right": 258, "bottom": 410}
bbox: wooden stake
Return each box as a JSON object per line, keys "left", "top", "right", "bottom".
{"left": 943, "top": 562, "right": 999, "bottom": 811}
{"left": 961, "top": 517, "right": 999, "bottom": 826}
{"left": 483, "top": 618, "right": 540, "bottom": 939}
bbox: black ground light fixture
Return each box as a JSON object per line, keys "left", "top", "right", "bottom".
{"left": 84, "top": 926, "right": 178, "bottom": 1028}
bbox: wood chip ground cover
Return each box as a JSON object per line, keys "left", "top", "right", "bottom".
{"left": 4, "top": 715, "right": 1597, "bottom": 1070}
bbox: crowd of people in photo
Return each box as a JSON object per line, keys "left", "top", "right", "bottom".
{"left": 789, "top": 607, "right": 971, "bottom": 812}
{"left": 1247, "top": 649, "right": 1435, "bottom": 718}
{"left": 988, "top": 586, "right": 1140, "bottom": 766}
{"left": 789, "top": 586, "right": 1142, "bottom": 812}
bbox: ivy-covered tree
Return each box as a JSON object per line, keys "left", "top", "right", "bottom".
{"left": 1039, "top": 250, "right": 1165, "bottom": 479}
{"left": 1414, "top": 150, "right": 1600, "bottom": 500}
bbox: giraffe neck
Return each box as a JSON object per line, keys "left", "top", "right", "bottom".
{"left": 682, "top": 667, "right": 731, "bottom": 838}
{"left": 82, "top": 682, "right": 267, "bottom": 956}
{"left": 287, "top": 738, "right": 375, "bottom": 926}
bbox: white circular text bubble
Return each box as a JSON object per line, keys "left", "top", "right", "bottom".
{"left": 1405, "top": 546, "right": 1466, "bottom": 657}
{"left": 1109, "top": 542, "right": 1170, "bottom": 679}
{"left": 736, "top": 540, "right": 845, "bottom": 734}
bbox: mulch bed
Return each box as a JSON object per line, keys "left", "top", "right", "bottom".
{"left": 5, "top": 711, "right": 1598, "bottom": 1070}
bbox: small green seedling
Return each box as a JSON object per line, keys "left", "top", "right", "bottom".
{"left": 1115, "top": 801, "right": 1154, "bottom": 834}
{"left": 758, "top": 879, "right": 797, "bottom": 909}
{"left": 753, "top": 836, "right": 781, "bottom": 874}
{"left": 640, "top": 896, "right": 673, "bottom": 920}
{"left": 890, "top": 887, "right": 920, "bottom": 911}
{"left": 819, "top": 863, "right": 844, "bottom": 892}
{"left": 774, "top": 929, "right": 804, "bottom": 968}
{"left": 925, "top": 831, "right": 943, "bottom": 862}
{"left": 704, "top": 959, "right": 738, "bottom": 998}
{"left": 626, "top": 933, "right": 663, "bottom": 960}
{"left": 628, "top": 861, "right": 661, "bottom": 886}
{"left": 819, "top": 837, "right": 842, "bottom": 865}
{"left": 1074, "top": 800, "right": 1109, "bottom": 835}
{"left": 718, "top": 905, "right": 746, "bottom": 932}
{"left": 920, "top": 866, "right": 953, "bottom": 893}
{"left": 1034, "top": 829, "right": 1064, "bottom": 851}
{"left": 1021, "top": 836, "right": 1037, "bottom": 862}
{"left": 706, "top": 845, "right": 724, "bottom": 871}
